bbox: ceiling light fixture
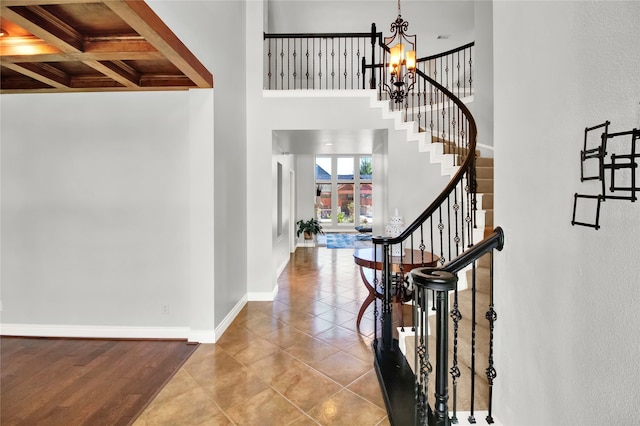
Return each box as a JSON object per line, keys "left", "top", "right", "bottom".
{"left": 382, "top": 0, "right": 417, "bottom": 105}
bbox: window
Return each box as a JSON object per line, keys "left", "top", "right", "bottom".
{"left": 315, "top": 155, "right": 373, "bottom": 228}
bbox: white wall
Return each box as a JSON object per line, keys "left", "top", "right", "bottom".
{"left": 471, "top": 0, "right": 494, "bottom": 152}
{"left": 0, "top": 1, "right": 246, "bottom": 342}
{"left": 494, "top": 1, "right": 640, "bottom": 424}
{"left": 267, "top": 0, "right": 475, "bottom": 57}
{"left": 149, "top": 0, "right": 248, "bottom": 332}
{"left": 1, "top": 91, "right": 193, "bottom": 334}
{"left": 271, "top": 144, "right": 294, "bottom": 285}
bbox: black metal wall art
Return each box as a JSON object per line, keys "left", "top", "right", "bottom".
{"left": 572, "top": 121, "right": 639, "bottom": 229}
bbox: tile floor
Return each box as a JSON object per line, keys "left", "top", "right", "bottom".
{"left": 134, "top": 247, "right": 389, "bottom": 425}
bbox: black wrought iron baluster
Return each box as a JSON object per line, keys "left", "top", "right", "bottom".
{"left": 331, "top": 38, "right": 335, "bottom": 89}
{"left": 430, "top": 216, "right": 436, "bottom": 311}
{"left": 456, "top": 51, "right": 461, "bottom": 99}
{"left": 447, "top": 195, "right": 452, "bottom": 268}
{"left": 453, "top": 185, "right": 460, "bottom": 257}
{"left": 468, "top": 50, "right": 473, "bottom": 95}
{"left": 463, "top": 49, "right": 467, "bottom": 97}
{"left": 445, "top": 55, "right": 450, "bottom": 91}
{"left": 468, "top": 260, "right": 477, "bottom": 424}
{"left": 414, "top": 284, "right": 430, "bottom": 424}
{"left": 299, "top": 38, "right": 303, "bottom": 89}
{"left": 344, "top": 39, "right": 354, "bottom": 89}
{"left": 279, "top": 39, "right": 285, "bottom": 89}
{"left": 441, "top": 93, "right": 447, "bottom": 145}
{"left": 325, "top": 38, "right": 329, "bottom": 89}
{"left": 485, "top": 250, "right": 497, "bottom": 424}
{"left": 436, "top": 58, "right": 444, "bottom": 90}
{"left": 465, "top": 170, "right": 473, "bottom": 248}
{"left": 434, "top": 58, "right": 439, "bottom": 90}
{"left": 318, "top": 40, "right": 323, "bottom": 90}
{"left": 291, "top": 38, "right": 296, "bottom": 90}
{"left": 457, "top": 107, "right": 462, "bottom": 166}
{"left": 416, "top": 78, "right": 422, "bottom": 129}
{"left": 460, "top": 181, "right": 466, "bottom": 250}
{"left": 311, "top": 39, "right": 316, "bottom": 90}
{"left": 471, "top": 153, "right": 477, "bottom": 235}
{"left": 267, "top": 39, "right": 273, "bottom": 89}
{"left": 438, "top": 206, "right": 445, "bottom": 267}
{"left": 304, "top": 39, "right": 309, "bottom": 90}
{"left": 450, "top": 282, "right": 462, "bottom": 424}
{"left": 356, "top": 39, "right": 361, "bottom": 87}
{"left": 448, "top": 94, "right": 452, "bottom": 155}
{"left": 430, "top": 84, "right": 435, "bottom": 135}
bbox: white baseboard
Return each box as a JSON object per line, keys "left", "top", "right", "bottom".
{"left": 0, "top": 323, "right": 191, "bottom": 340}
{"left": 248, "top": 284, "right": 279, "bottom": 301}
{"left": 276, "top": 256, "right": 289, "bottom": 278}
{"left": 212, "top": 295, "right": 247, "bottom": 342}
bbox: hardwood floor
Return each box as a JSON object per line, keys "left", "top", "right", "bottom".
{"left": 0, "top": 337, "right": 198, "bottom": 426}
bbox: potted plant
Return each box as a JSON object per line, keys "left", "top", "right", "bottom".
{"left": 296, "top": 218, "right": 324, "bottom": 240}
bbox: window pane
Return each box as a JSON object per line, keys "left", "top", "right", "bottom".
{"left": 360, "top": 182, "right": 373, "bottom": 225}
{"left": 315, "top": 157, "right": 332, "bottom": 180}
{"left": 337, "top": 157, "right": 354, "bottom": 181}
{"left": 337, "top": 183, "right": 354, "bottom": 223}
{"left": 359, "top": 157, "right": 372, "bottom": 179}
{"left": 316, "top": 184, "right": 332, "bottom": 224}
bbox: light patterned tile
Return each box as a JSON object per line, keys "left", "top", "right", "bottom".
{"left": 284, "top": 336, "right": 341, "bottom": 365}
{"left": 201, "top": 367, "right": 270, "bottom": 411}
{"left": 307, "top": 389, "right": 387, "bottom": 425}
{"left": 134, "top": 386, "right": 221, "bottom": 425}
{"left": 270, "top": 363, "right": 341, "bottom": 412}
{"left": 310, "top": 351, "right": 372, "bottom": 387}
{"left": 225, "top": 388, "right": 304, "bottom": 425}
{"left": 183, "top": 348, "right": 245, "bottom": 387}
{"left": 347, "top": 369, "right": 385, "bottom": 409}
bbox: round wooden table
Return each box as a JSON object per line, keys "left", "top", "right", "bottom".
{"left": 353, "top": 247, "right": 439, "bottom": 328}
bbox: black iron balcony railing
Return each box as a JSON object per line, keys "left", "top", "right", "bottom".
{"left": 264, "top": 26, "right": 500, "bottom": 426}
{"left": 264, "top": 31, "right": 381, "bottom": 90}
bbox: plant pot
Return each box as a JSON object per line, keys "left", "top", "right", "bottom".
{"left": 303, "top": 231, "right": 313, "bottom": 240}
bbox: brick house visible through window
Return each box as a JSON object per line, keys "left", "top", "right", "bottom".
{"left": 315, "top": 155, "right": 372, "bottom": 228}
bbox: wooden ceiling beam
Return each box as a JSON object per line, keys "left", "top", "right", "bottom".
{"left": 83, "top": 59, "right": 140, "bottom": 87}
{"left": 1, "top": 50, "right": 164, "bottom": 63}
{"left": 2, "top": 61, "right": 69, "bottom": 88}
{"left": 104, "top": 0, "right": 213, "bottom": 88}
{"left": 1, "top": 5, "right": 84, "bottom": 52}
{"left": 1, "top": 0, "right": 103, "bottom": 6}
{"left": 1, "top": 37, "right": 162, "bottom": 62}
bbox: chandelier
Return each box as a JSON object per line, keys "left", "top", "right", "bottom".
{"left": 382, "top": 0, "right": 417, "bottom": 105}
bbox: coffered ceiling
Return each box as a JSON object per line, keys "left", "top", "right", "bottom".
{"left": 0, "top": 0, "right": 213, "bottom": 93}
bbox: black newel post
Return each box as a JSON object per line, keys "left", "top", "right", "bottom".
{"left": 412, "top": 267, "right": 458, "bottom": 426}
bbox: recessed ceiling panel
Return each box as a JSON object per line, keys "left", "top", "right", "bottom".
{"left": 0, "top": 0, "right": 213, "bottom": 93}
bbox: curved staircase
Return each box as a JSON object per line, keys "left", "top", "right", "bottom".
{"left": 263, "top": 29, "right": 503, "bottom": 425}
